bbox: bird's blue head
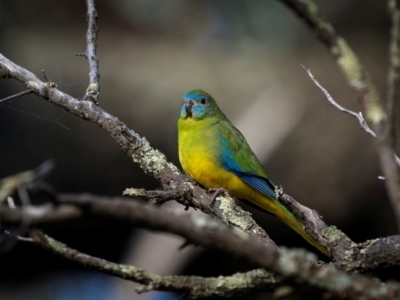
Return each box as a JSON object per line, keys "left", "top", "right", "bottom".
{"left": 180, "top": 89, "right": 221, "bottom": 120}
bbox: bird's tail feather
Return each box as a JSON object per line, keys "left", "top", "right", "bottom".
{"left": 258, "top": 196, "right": 330, "bottom": 256}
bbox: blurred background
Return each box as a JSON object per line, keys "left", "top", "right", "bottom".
{"left": 0, "top": 0, "right": 398, "bottom": 299}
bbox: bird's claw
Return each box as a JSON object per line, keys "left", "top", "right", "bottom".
{"left": 207, "top": 187, "right": 228, "bottom": 209}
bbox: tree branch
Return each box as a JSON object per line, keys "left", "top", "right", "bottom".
{"left": 29, "top": 229, "right": 278, "bottom": 299}
{"left": 1, "top": 194, "right": 398, "bottom": 299}
{"left": 301, "top": 65, "right": 377, "bottom": 139}
{"left": 2, "top": 193, "right": 400, "bottom": 275}
{"left": 81, "top": 0, "right": 100, "bottom": 104}
{"left": 0, "top": 89, "right": 33, "bottom": 103}
{"left": 280, "top": 0, "right": 400, "bottom": 231}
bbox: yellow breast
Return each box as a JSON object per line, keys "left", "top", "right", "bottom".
{"left": 178, "top": 117, "right": 224, "bottom": 187}
{"left": 177, "top": 117, "right": 262, "bottom": 201}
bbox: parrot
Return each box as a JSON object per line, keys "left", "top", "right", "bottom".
{"left": 177, "top": 89, "right": 329, "bottom": 256}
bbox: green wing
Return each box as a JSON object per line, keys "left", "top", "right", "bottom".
{"left": 217, "top": 120, "right": 276, "bottom": 199}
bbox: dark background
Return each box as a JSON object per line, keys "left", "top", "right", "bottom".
{"left": 0, "top": 1, "right": 397, "bottom": 299}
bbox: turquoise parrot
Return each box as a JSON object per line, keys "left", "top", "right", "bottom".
{"left": 177, "top": 89, "right": 329, "bottom": 256}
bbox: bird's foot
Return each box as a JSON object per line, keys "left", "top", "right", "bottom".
{"left": 207, "top": 187, "right": 228, "bottom": 208}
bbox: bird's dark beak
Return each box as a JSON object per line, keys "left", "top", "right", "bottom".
{"left": 185, "top": 100, "right": 193, "bottom": 118}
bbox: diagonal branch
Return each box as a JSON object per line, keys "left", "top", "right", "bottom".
{"left": 301, "top": 65, "right": 377, "bottom": 139}
{"left": 280, "top": 0, "right": 400, "bottom": 232}
{"left": 0, "top": 89, "right": 33, "bottom": 103}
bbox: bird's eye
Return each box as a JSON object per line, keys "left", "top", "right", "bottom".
{"left": 200, "top": 98, "right": 207, "bottom": 104}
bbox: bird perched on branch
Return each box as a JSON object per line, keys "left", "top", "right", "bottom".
{"left": 177, "top": 89, "right": 329, "bottom": 256}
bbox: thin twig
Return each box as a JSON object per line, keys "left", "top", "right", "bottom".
{"left": 29, "top": 229, "right": 278, "bottom": 299}
{"left": 82, "top": 0, "right": 100, "bottom": 104}
{"left": 0, "top": 89, "right": 33, "bottom": 103}
{"left": 41, "top": 69, "right": 57, "bottom": 88}
{"left": 302, "top": 66, "right": 400, "bottom": 168}
{"left": 301, "top": 65, "right": 377, "bottom": 138}
{"left": 2, "top": 197, "right": 33, "bottom": 246}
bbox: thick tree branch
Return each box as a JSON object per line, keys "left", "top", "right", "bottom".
{"left": 2, "top": 193, "right": 400, "bottom": 275}
{"left": 280, "top": 0, "right": 400, "bottom": 231}
{"left": 1, "top": 194, "right": 399, "bottom": 299}
{"left": 277, "top": 192, "right": 400, "bottom": 272}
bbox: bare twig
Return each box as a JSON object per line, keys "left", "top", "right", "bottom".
{"left": 41, "top": 69, "right": 57, "bottom": 88}
{"left": 82, "top": 0, "right": 100, "bottom": 104}
{"left": 3, "top": 231, "right": 33, "bottom": 243}
{"left": 2, "top": 196, "right": 33, "bottom": 250}
{"left": 0, "top": 89, "right": 33, "bottom": 103}
{"left": 301, "top": 65, "right": 377, "bottom": 138}
{"left": 123, "top": 187, "right": 183, "bottom": 205}
{"left": 302, "top": 66, "right": 400, "bottom": 169}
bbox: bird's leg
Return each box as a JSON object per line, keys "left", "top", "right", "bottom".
{"left": 187, "top": 177, "right": 197, "bottom": 185}
{"left": 207, "top": 187, "right": 228, "bottom": 208}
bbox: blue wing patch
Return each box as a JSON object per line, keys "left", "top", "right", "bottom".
{"left": 220, "top": 135, "right": 276, "bottom": 199}
{"left": 232, "top": 171, "right": 276, "bottom": 200}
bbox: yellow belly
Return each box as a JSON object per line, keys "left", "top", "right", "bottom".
{"left": 179, "top": 142, "right": 277, "bottom": 212}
